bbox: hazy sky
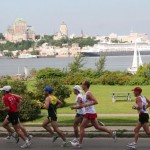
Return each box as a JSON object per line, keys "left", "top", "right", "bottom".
{"left": 0, "top": 0, "right": 150, "bottom": 36}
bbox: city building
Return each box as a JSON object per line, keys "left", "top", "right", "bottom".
{"left": 4, "top": 18, "right": 35, "bottom": 42}
{"left": 53, "top": 22, "right": 68, "bottom": 40}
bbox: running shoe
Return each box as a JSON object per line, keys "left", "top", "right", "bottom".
{"left": 127, "top": 142, "right": 137, "bottom": 149}
{"left": 12, "top": 132, "right": 20, "bottom": 143}
{"left": 27, "top": 135, "right": 33, "bottom": 141}
{"left": 61, "top": 141, "right": 70, "bottom": 147}
{"left": 52, "top": 135, "right": 58, "bottom": 143}
{"left": 72, "top": 138, "right": 79, "bottom": 143}
{"left": 98, "top": 120, "right": 105, "bottom": 126}
{"left": 20, "top": 141, "right": 31, "bottom": 148}
{"left": 112, "top": 131, "right": 117, "bottom": 142}
{"left": 71, "top": 141, "right": 82, "bottom": 149}
{"left": 5, "top": 135, "right": 14, "bottom": 143}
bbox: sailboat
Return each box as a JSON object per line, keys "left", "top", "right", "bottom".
{"left": 128, "top": 42, "right": 143, "bottom": 74}
{"left": 16, "top": 66, "right": 22, "bottom": 76}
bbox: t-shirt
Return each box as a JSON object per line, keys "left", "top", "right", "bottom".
{"left": 76, "top": 93, "right": 85, "bottom": 115}
{"left": 3, "top": 94, "right": 21, "bottom": 113}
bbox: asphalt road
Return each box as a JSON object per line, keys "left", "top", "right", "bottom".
{"left": 0, "top": 138, "right": 150, "bottom": 150}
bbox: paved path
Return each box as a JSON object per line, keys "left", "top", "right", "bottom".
{"left": 0, "top": 138, "right": 149, "bottom": 150}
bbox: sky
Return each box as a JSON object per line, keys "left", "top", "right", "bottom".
{"left": 0, "top": 0, "right": 150, "bottom": 36}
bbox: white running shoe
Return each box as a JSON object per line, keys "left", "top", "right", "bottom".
{"left": 27, "top": 135, "right": 33, "bottom": 141}
{"left": 127, "top": 142, "right": 137, "bottom": 149}
{"left": 5, "top": 135, "right": 14, "bottom": 142}
{"left": 72, "top": 138, "right": 78, "bottom": 143}
{"left": 52, "top": 135, "right": 58, "bottom": 143}
{"left": 20, "top": 141, "right": 31, "bottom": 148}
{"left": 112, "top": 131, "right": 117, "bottom": 142}
{"left": 71, "top": 141, "right": 82, "bottom": 149}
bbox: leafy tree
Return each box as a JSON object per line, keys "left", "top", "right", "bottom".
{"left": 95, "top": 54, "right": 106, "bottom": 75}
{"left": 4, "top": 51, "right": 13, "bottom": 57}
{"left": 68, "top": 54, "right": 86, "bottom": 73}
{"left": 30, "top": 50, "right": 39, "bottom": 55}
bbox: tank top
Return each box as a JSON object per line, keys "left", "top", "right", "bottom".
{"left": 83, "top": 91, "right": 96, "bottom": 114}
{"left": 137, "top": 96, "right": 148, "bottom": 114}
{"left": 76, "top": 93, "right": 85, "bottom": 115}
{"left": 48, "top": 95, "right": 58, "bottom": 117}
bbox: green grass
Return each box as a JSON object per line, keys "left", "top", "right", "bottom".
{"left": 23, "top": 116, "right": 138, "bottom": 127}
{"left": 40, "top": 85, "right": 150, "bottom": 114}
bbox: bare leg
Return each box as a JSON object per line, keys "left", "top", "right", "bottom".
{"left": 91, "top": 119, "right": 112, "bottom": 136}
{"left": 79, "top": 118, "right": 90, "bottom": 144}
{"left": 142, "top": 123, "right": 150, "bottom": 135}
{"left": 134, "top": 123, "right": 142, "bottom": 143}
{"left": 42, "top": 119, "right": 54, "bottom": 135}
{"left": 13, "top": 124, "right": 26, "bottom": 141}
{"left": 51, "top": 121, "right": 66, "bottom": 141}
{"left": 73, "top": 118, "right": 82, "bottom": 138}
{"left": 2, "top": 116, "right": 14, "bottom": 134}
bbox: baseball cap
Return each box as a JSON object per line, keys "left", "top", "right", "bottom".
{"left": 43, "top": 86, "right": 53, "bottom": 93}
{"left": 73, "top": 85, "right": 82, "bottom": 93}
{"left": 132, "top": 87, "right": 142, "bottom": 93}
{"left": 0, "top": 85, "right": 12, "bottom": 92}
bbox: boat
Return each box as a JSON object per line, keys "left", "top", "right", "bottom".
{"left": 81, "top": 42, "right": 150, "bottom": 57}
{"left": 18, "top": 53, "right": 37, "bottom": 59}
{"left": 128, "top": 42, "right": 143, "bottom": 74}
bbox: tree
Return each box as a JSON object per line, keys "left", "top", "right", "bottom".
{"left": 30, "top": 50, "right": 39, "bottom": 55}
{"left": 95, "top": 54, "right": 106, "bottom": 75}
{"left": 4, "top": 51, "right": 13, "bottom": 57}
{"left": 68, "top": 54, "right": 86, "bottom": 72}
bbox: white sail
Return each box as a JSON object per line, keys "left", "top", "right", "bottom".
{"left": 132, "top": 42, "right": 138, "bottom": 68}
{"left": 24, "top": 66, "right": 29, "bottom": 78}
{"left": 138, "top": 50, "right": 143, "bottom": 66}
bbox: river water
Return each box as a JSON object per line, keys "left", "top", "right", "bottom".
{"left": 0, "top": 56, "right": 150, "bottom": 76}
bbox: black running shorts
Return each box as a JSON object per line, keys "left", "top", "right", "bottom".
{"left": 139, "top": 113, "right": 149, "bottom": 124}
{"left": 75, "top": 113, "right": 84, "bottom": 120}
{"left": 7, "top": 112, "right": 19, "bottom": 125}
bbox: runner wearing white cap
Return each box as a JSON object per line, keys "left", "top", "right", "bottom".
{"left": 0, "top": 85, "right": 32, "bottom": 148}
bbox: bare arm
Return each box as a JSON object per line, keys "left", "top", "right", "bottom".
{"left": 132, "top": 97, "right": 142, "bottom": 110}
{"left": 56, "top": 99, "right": 63, "bottom": 108}
{"left": 70, "top": 97, "right": 83, "bottom": 110}
{"left": 43, "top": 97, "right": 50, "bottom": 110}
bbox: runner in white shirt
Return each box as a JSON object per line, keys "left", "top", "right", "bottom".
{"left": 71, "top": 81, "right": 117, "bottom": 148}
{"left": 70, "top": 85, "right": 86, "bottom": 143}
{"left": 127, "top": 87, "right": 150, "bottom": 149}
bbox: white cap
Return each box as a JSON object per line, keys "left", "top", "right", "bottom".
{"left": 73, "top": 85, "right": 82, "bottom": 93}
{"left": 0, "top": 85, "right": 12, "bottom": 92}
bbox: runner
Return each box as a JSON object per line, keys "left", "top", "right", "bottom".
{"left": 0, "top": 85, "right": 31, "bottom": 148}
{"left": 70, "top": 85, "right": 86, "bottom": 143}
{"left": 127, "top": 87, "right": 150, "bottom": 149}
{"left": 70, "top": 85, "right": 105, "bottom": 143}
{"left": 42, "top": 86, "right": 68, "bottom": 147}
{"left": 71, "top": 81, "right": 117, "bottom": 148}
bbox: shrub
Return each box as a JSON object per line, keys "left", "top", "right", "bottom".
{"left": 127, "top": 76, "right": 148, "bottom": 85}
{"left": 34, "top": 79, "right": 71, "bottom": 104}
{"left": 19, "top": 95, "right": 41, "bottom": 121}
{"left": 36, "top": 68, "right": 65, "bottom": 79}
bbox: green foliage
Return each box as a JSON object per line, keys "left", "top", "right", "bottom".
{"left": 4, "top": 51, "right": 13, "bottom": 57}
{"left": 0, "top": 41, "right": 34, "bottom": 51}
{"left": 34, "top": 79, "right": 71, "bottom": 104}
{"left": 0, "top": 33, "right": 5, "bottom": 40}
{"left": 68, "top": 54, "right": 86, "bottom": 73}
{"left": 36, "top": 68, "right": 65, "bottom": 79}
{"left": 136, "top": 64, "right": 150, "bottom": 79}
{"left": 19, "top": 95, "right": 41, "bottom": 121}
{"left": 95, "top": 55, "right": 106, "bottom": 75}
{"left": 30, "top": 50, "right": 39, "bottom": 55}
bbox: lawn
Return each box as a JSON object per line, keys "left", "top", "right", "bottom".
{"left": 38, "top": 85, "right": 150, "bottom": 114}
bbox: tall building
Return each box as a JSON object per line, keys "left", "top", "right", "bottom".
{"left": 59, "top": 22, "right": 68, "bottom": 36}
{"left": 53, "top": 22, "right": 68, "bottom": 40}
{"left": 4, "top": 18, "right": 35, "bottom": 42}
